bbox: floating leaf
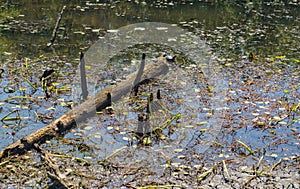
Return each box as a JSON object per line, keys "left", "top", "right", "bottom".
{"left": 257, "top": 121, "right": 265, "bottom": 126}
{"left": 174, "top": 148, "right": 183, "bottom": 153}
{"left": 199, "top": 128, "right": 208, "bottom": 132}
{"left": 85, "top": 65, "right": 91, "bottom": 69}
{"left": 278, "top": 121, "right": 287, "bottom": 125}
{"left": 107, "top": 126, "right": 113, "bottom": 130}
{"left": 217, "top": 58, "right": 227, "bottom": 62}
{"left": 184, "top": 125, "right": 194, "bottom": 128}
{"left": 269, "top": 153, "right": 278, "bottom": 158}
{"left": 134, "top": 27, "right": 145, "bottom": 31}
{"left": 92, "top": 29, "right": 100, "bottom": 33}
{"left": 84, "top": 126, "right": 93, "bottom": 130}
{"left": 107, "top": 29, "right": 119, "bottom": 33}
{"left": 122, "top": 136, "right": 131, "bottom": 141}
{"left": 73, "top": 31, "right": 85, "bottom": 35}
{"left": 93, "top": 134, "right": 102, "bottom": 139}
{"left": 207, "top": 86, "right": 214, "bottom": 92}
{"left": 275, "top": 55, "right": 286, "bottom": 59}
{"left": 156, "top": 27, "right": 168, "bottom": 31}
{"left": 197, "top": 121, "right": 208, "bottom": 126}
{"left": 273, "top": 116, "right": 282, "bottom": 122}
{"left": 158, "top": 133, "right": 167, "bottom": 140}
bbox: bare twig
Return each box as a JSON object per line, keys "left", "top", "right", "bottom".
{"left": 35, "top": 145, "right": 73, "bottom": 188}
{"left": 47, "top": 5, "right": 66, "bottom": 47}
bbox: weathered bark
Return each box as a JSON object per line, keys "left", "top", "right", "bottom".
{"left": 0, "top": 58, "right": 169, "bottom": 162}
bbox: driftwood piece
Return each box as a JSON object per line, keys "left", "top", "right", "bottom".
{"left": 0, "top": 57, "right": 169, "bottom": 162}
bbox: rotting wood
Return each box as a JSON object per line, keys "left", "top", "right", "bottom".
{"left": 0, "top": 56, "right": 169, "bottom": 162}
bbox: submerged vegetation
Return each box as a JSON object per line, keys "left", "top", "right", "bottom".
{"left": 0, "top": 0, "right": 299, "bottom": 188}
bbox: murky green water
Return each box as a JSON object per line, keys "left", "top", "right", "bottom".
{"left": 0, "top": 1, "right": 299, "bottom": 188}
{"left": 1, "top": 1, "right": 299, "bottom": 59}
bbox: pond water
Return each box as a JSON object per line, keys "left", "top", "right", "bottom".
{"left": 0, "top": 1, "right": 299, "bottom": 188}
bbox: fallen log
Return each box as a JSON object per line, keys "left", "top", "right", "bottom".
{"left": 0, "top": 56, "right": 169, "bottom": 162}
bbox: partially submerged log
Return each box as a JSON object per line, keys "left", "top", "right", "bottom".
{"left": 0, "top": 56, "right": 169, "bottom": 162}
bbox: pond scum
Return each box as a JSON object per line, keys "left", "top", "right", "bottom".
{"left": 0, "top": 1, "right": 299, "bottom": 188}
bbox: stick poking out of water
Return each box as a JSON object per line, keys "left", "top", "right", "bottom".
{"left": 132, "top": 53, "right": 146, "bottom": 95}
{"left": 80, "top": 52, "right": 88, "bottom": 100}
{"left": 47, "top": 5, "right": 66, "bottom": 47}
